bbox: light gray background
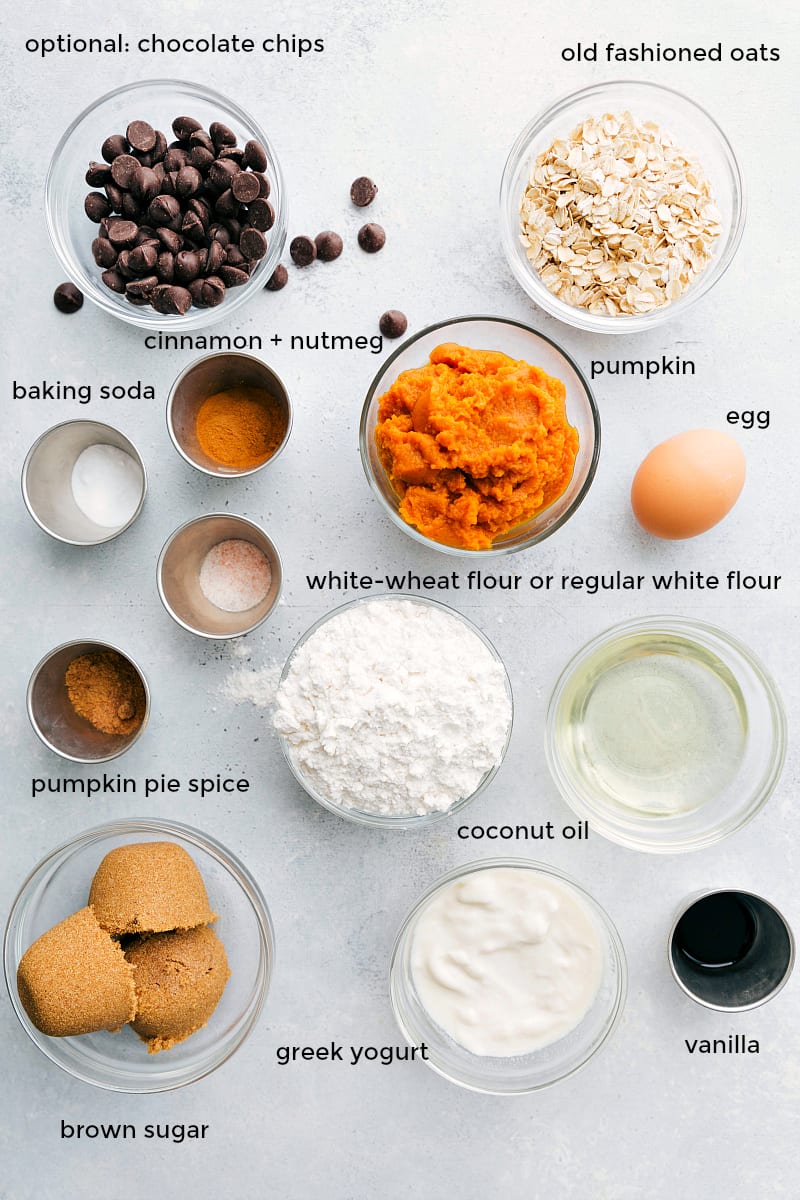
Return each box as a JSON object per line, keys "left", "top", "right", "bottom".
{"left": 1, "top": 1, "right": 797, "bottom": 1197}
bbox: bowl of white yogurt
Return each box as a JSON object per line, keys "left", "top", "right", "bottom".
{"left": 389, "top": 859, "right": 626, "bottom": 1092}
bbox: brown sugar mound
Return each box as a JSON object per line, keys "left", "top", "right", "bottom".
{"left": 65, "top": 650, "right": 146, "bottom": 736}
{"left": 125, "top": 926, "right": 230, "bottom": 1054}
{"left": 89, "top": 842, "right": 216, "bottom": 936}
{"left": 375, "top": 342, "right": 579, "bottom": 550}
{"left": 17, "top": 907, "right": 136, "bottom": 1037}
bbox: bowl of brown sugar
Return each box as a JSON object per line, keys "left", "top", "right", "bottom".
{"left": 27, "top": 640, "right": 150, "bottom": 763}
{"left": 167, "top": 352, "right": 291, "bottom": 477}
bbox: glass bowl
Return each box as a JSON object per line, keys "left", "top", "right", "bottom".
{"left": 545, "top": 616, "right": 786, "bottom": 853}
{"left": 359, "top": 316, "right": 600, "bottom": 557}
{"left": 500, "top": 80, "right": 746, "bottom": 334}
{"left": 390, "top": 858, "right": 627, "bottom": 1093}
{"left": 46, "top": 78, "right": 287, "bottom": 330}
{"left": 276, "top": 594, "right": 514, "bottom": 829}
{"left": 4, "top": 819, "right": 274, "bottom": 1092}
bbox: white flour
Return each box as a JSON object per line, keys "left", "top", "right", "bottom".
{"left": 273, "top": 598, "right": 512, "bottom": 817}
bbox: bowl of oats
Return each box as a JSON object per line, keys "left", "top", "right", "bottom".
{"left": 501, "top": 80, "right": 745, "bottom": 333}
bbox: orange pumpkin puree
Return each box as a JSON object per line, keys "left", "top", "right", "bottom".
{"left": 374, "top": 343, "right": 579, "bottom": 550}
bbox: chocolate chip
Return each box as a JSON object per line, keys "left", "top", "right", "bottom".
{"left": 157, "top": 227, "right": 183, "bottom": 253}
{"left": 243, "top": 140, "right": 268, "bottom": 172}
{"left": 205, "top": 240, "right": 225, "bottom": 275}
{"left": 106, "top": 218, "right": 139, "bottom": 248}
{"left": 176, "top": 165, "right": 203, "bottom": 198}
{"left": 351, "top": 176, "right": 378, "bottom": 207}
{"left": 101, "top": 134, "right": 129, "bottom": 163}
{"left": 129, "top": 242, "right": 158, "bottom": 274}
{"left": 252, "top": 171, "right": 271, "bottom": 198}
{"left": 214, "top": 188, "right": 239, "bottom": 218}
{"left": 190, "top": 145, "right": 215, "bottom": 171}
{"left": 151, "top": 284, "right": 193, "bottom": 314}
{"left": 232, "top": 172, "right": 260, "bottom": 204}
{"left": 379, "top": 310, "right": 407, "bottom": 338}
{"left": 188, "top": 197, "right": 211, "bottom": 228}
{"left": 248, "top": 199, "right": 275, "bottom": 232}
{"left": 125, "top": 291, "right": 152, "bottom": 306}
{"left": 290, "top": 235, "right": 317, "bottom": 267}
{"left": 101, "top": 269, "right": 126, "bottom": 293}
{"left": 84, "top": 192, "right": 111, "bottom": 223}
{"left": 163, "top": 148, "right": 189, "bottom": 173}
{"left": 132, "top": 150, "right": 153, "bottom": 169}
{"left": 218, "top": 147, "right": 244, "bottom": 165}
{"left": 120, "top": 193, "right": 142, "bottom": 221}
{"left": 219, "top": 265, "right": 250, "bottom": 288}
{"left": 192, "top": 275, "right": 226, "bottom": 307}
{"left": 240, "top": 227, "right": 267, "bottom": 261}
{"left": 265, "top": 264, "right": 288, "bottom": 291}
{"left": 127, "top": 120, "right": 156, "bottom": 153}
{"left": 208, "top": 223, "right": 231, "bottom": 246}
{"left": 104, "top": 182, "right": 124, "bottom": 211}
{"left": 208, "top": 159, "right": 240, "bottom": 192}
{"left": 125, "top": 275, "right": 159, "bottom": 297}
{"left": 156, "top": 251, "right": 175, "bottom": 282}
{"left": 92, "top": 237, "right": 118, "bottom": 268}
{"left": 222, "top": 217, "right": 242, "bottom": 241}
{"left": 174, "top": 250, "right": 201, "bottom": 283}
{"left": 172, "top": 116, "right": 203, "bottom": 141}
{"left": 181, "top": 210, "right": 205, "bottom": 243}
{"left": 115, "top": 250, "right": 135, "bottom": 279}
{"left": 110, "top": 154, "right": 141, "bottom": 189}
{"left": 53, "top": 282, "right": 83, "bottom": 313}
{"left": 147, "top": 195, "right": 180, "bottom": 226}
{"left": 190, "top": 129, "right": 215, "bottom": 154}
{"left": 315, "top": 231, "right": 343, "bottom": 262}
{"left": 225, "top": 245, "right": 247, "bottom": 268}
{"left": 358, "top": 223, "right": 386, "bottom": 253}
{"left": 210, "top": 121, "right": 237, "bottom": 147}
{"left": 85, "top": 161, "right": 111, "bottom": 187}
{"left": 152, "top": 130, "right": 168, "bottom": 162}
{"left": 131, "top": 167, "right": 161, "bottom": 204}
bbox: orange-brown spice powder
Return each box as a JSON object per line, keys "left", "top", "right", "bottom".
{"left": 196, "top": 385, "right": 286, "bottom": 470}
{"left": 65, "top": 651, "right": 146, "bottom": 736}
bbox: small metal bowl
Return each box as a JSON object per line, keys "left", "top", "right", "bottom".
{"left": 167, "top": 352, "right": 292, "bottom": 477}
{"left": 28, "top": 640, "right": 150, "bottom": 763}
{"left": 22, "top": 420, "right": 147, "bottom": 546}
{"left": 157, "top": 513, "right": 283, "bottom": 639}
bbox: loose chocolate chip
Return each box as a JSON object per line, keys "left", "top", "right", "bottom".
{"left": 110, "top": 154, "right": 141, "bottom": 189}
{"left": 132, "top": 167, "right": 161, "bottom": 204}
{"left": 252, "top": 171, "right": 271, "bottom": 198}
{"left": 315, "top": 231, "right": 343, "bottom": 262}
{"left": 172, "top": 116, "right": 203, "bottom": 141}
{"left": 129, "top": 242, "right": 158, "bottom": 274}
{"left": 86, "top": 161, "right": 111, "bottom": 186}
{"left": 126, "top": 120, "right": 156, "bottom": 153}
{"left": 151, "top": 284, "right": 193, "bottom": 314}
{"left": 248, "top": 198, "right": 275, "bottom": 232}
{"left": 125, "top": 275, "right": 159, "bottom": 297}
{"left": 232, "top": 172, "right": 260, "bottom": 204}
{"left": 210, "top": 121, "right": 237, "bottom": 147}
{"left": 243, "top": 140, "right": 268, "bottom": 172}
{"left": 190, "top": 145, "right": 215, "bottom": 171}
{"left": 120, "top": 193, "right": 142, "bottom": 221}
{"left": 205, "top": 240, "right": 225, "bottom": 275}
{"left": 92, "top": 237, "right": 118, "bottom": 268}
{"left": 106, "top": 218, "right": 139, "bottom": 248}
{"left": 174, "top": 250, "right": 201, "bottom": 283}
{"left": 265, "top": 264, "right": 288, "bottom": 291}
{"left": 152, "top": 130, "right": 168, "bottom": 162}
{"left": 147, "top": 194, "right": 180, "bottom": 226}
{"left": 101, "top": 134, "right": 129, "bottom": 163}
{"left": 163, "top": 148, "right": 189, "bottom": 173}
{"left": 290, "top": 235, "right": 317, "bottom": 267}
{"left": 379, "top": 309, "right": 408, "bottom": 338}
{"left": 350, "top": 176, "right": 378, "bottom": 207}
{"left": 214, "top": 188, "right": 239, "bottom": 218}
{"left": 219, "top": 265, "right": 250, "bottom": 288}
{"left": 53, "top": 282, "right": 83, "bottom": 313}
{"left": 208, "top": 159, "right": 240, "bottom": 191}
{"left": 176, "top": 165, "right": 203, "bottom": 198}
{"left": 101, "top": 269, "right": 126, "bottom": 293}
{"left": 157, "top": 227, "right": 183, "bottom": 253}
{"left": 84, "top": 192, "right": 112, "bottom": 223}
{"left": 240, "top": 227, "right": 267, "bottom": 261}
{"left": 156, "top": 251, "right": 175, "bottom": 282}
{"left": 358, "top": 222, "right": 386, "bottom": 253}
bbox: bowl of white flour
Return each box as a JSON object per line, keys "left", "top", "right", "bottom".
{"left": 273, "top": 595, "right": 513, "bottom": 828}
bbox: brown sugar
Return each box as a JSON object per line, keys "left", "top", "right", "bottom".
{"left": 17, "top": 907, "right": 136, "bottom": 1037}
{"left": 89, "top": 842, "right": 217, "bottom": 936}
{"left": 126, "top": 926, "right": 230, "bottom": 1054}
{"left": 65, "top": 650, "right": 146, "bottom": 736}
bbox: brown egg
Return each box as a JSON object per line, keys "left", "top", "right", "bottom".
{"left": 631, "top": 429, "right": 745, "bottom": 540}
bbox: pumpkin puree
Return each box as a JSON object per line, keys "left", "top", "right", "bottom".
{"left": 375, "top": 343, "right": 579, "bottom": 550}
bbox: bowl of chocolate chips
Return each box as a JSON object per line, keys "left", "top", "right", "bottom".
{"left": 46, "top": 79, "right": 287, "bottom": 329}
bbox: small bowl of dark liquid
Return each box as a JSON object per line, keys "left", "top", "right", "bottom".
{"left": 669, "top": 890, "right": 794, "bottom": 1011}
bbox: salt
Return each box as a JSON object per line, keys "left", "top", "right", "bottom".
{"left": 199, "top": 539, "right": 271, "bottom": 612}
{"left": 70, "top": 444, "right": 143, "bottom": 528}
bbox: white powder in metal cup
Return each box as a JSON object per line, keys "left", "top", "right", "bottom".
{"left": 273, "top": 598, "right": 512, "bottom": 817}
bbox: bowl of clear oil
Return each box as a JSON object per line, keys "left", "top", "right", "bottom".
{"left": 545, "top": 616, "right": 785, "bottom": 853}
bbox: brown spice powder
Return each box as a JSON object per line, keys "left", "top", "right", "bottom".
{"left": 196, "top": 385, "right": 286, "bottom": 470}
{"left": 65, "top": 651, "right": 146, "bottom": 736}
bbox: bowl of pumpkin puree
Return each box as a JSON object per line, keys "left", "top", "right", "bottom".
{"left": 360, "top": 317, "right": 599, "bottom": 555}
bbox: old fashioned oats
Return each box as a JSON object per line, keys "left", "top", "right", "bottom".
{"left": 519, "top": 111, "right": 722, "bottom": 316}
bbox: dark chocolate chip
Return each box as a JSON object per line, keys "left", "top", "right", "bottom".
{"left": 115, "top": 250, "right": 136, "bottom": 279}
{"left": 315, "top": 231, "right": 343, "bottom": 262}
{"left": 85, "top": 161, "right": 111, "bottom": 186}
{"left": 205, "top": 240, "right": 225, "bottom": 275}
{"left": 252, "top": 171, "right": 271, "bottom": 198}
{"left": 265, "top": 264, "right": 288, "bottom": 291}
{"left": 84, "top": 192, "right": 112, "bottom": 223}
{"left": 101, "top": 134, "right": 129, "bottom": 163}
{"left": 110, "top": 154, "right": 141, "bottom": 189}
{"left": 163, "top": 148, "right": 189, "bottom": 173}
{"left": 120, "top": 193, "right": 142, "bottom": 221}
{"left": 131, "top": 167, "right": 161, "bottom": 204}
{"left": 208, "top": 159, "right": 240, "bottom": 191}
{"left": 189, "top": 129, "right": 215, "bottom": 154}
{"left": 147, "top": 195, "right": 180, "bottom": 226}
{"left": 172, "top": 116, "right": 203, "bottom": 141}
{"left": 181, "top": 210, "right": 205, "bottom": 243}
{"left": 188, "top": 197, "right": 211, "bottom": 227}
{"left": 218, "top": 265, "right": 250, "bottom": 288}
{"left": 379, "top": 310, "right": 408, "bottom": 338}
{"left": 191, "top": 275, "right": 226, "bottom": 307}
{"left": 218, "top": 147, "right": 244, "bottom": 164}
{"left": 358, "top": 222, "right": 386, "bottom": 253}
{"left": 126, "top": 120, "right": 156, "bottom": 153}
{"left": 190, "top": 145, "right": 215, "bottom": 171}
{"left": 125, "top": 274, "right": 159, "bottom": 297}
{"left": 156, "top": 251, "right": 175, "bottom": 282}
{"left": 350, "top": 176, "right": 378, "bottom": 207}
{"left": 248, "top": 198, "right": 275, "bottom": 232}
{"left": 132, "top": 150, "right": 153, "bottom": 168}
{"left": 53, "top": 282, "right": 83, "bottom": 313}
{"left": 214, "top": 188, "right": 239, "bottom": 218}
{"left": 106, "top": 218, "right": 139, "bottom": 248}
{"left": 232, "top": 172, "right": 260, "bottom": 204}
{"left": 222, "top": 217, "right": 242, "bottom": 241}
{"left": 210, "top": 121, "right": 237, "bottom": 147}
{"left": 208, "top": 223, "right": 231, "bottom": 246}
{"left": 101, "top": 269, "right": 126, "bottom": 293}
{"left": 174, "top": 250, "right": 201, "bottom": 283}
{"left": 151, "top": 284, "right": 193, "bottom": 314}
{"left": 290, "top": 235, "right": 317, "bottom": 267}
{"left": 243, "top": 140, "right": 268, "bottom": 172}
{"left": 126, "top": 291, "right": 152, "bottom": 306}
{"left": 225, "top": 245, "right": 247, "bottom": 268}
{"left": 152, "top": 130, "right": 168, "bottom": 162}
{"left": 92, "top": 237, "right": 118, "bottom": 268}
{"left": 157, "top": 227, "right": 183, "bottom": 253}
{"left": 176, "top": 165, "right": 203, "bottom": 198}
{"left": 129, "top": 242, "right": 158, "bottom": 274}
{"left": 104, "top": 182, "right": 124, "bottom": 211}
{"left": 240, "top": 227, "right": 267, "bottom": 261}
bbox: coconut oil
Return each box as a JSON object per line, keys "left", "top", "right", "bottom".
{"left": 556, "top": 632, "right": 747, "bottom": 816}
